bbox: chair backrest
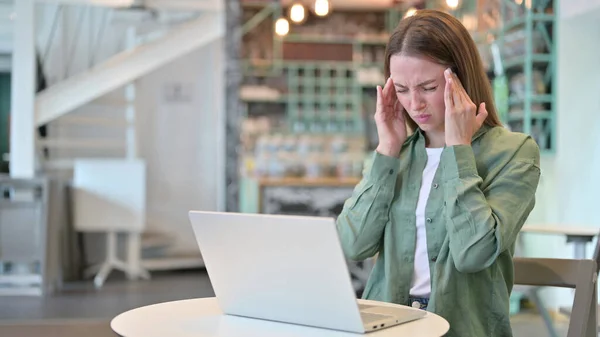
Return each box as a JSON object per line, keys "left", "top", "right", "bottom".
{"left": 513, "top": 257, "right": 598, "bottom": 337}
{"left": 592, "top": 229, "right": 600, "bottom": 272}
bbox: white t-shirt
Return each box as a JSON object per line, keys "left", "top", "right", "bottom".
{"left": 409, "top": 147, "right": 443, "bottom": 297}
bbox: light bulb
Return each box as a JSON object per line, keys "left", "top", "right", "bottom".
{"left": 314, "top": 0, "right": 329, "bottom": 17}
{"left": 290, "top": 3, "right": 305, "bottom": 23}
{"left": 446, "top": 0, "right": 460, "bottom": 9}
{"left": 404, "top": 7, "right": 417, "bottom": 18}
{"left": 275, "top": 17, "right": 290, "bottom": 36}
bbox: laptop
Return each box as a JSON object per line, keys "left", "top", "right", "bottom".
{"left": 188, "top": 211, "right": 426, "bottom": 333}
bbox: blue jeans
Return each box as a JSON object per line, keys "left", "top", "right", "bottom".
{"left": 408, "top": 296, "right": 429, "bottom": 310}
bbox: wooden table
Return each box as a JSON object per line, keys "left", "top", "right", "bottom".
{"left": 521, "top": 224, "right": 600, "bottom": 259}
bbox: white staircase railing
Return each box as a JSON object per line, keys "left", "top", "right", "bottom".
{"left": 33, "top": 2, "right": 223, "bottom": 172}
{"left": 37, "top": 10, "right": 222, "bottom": 126}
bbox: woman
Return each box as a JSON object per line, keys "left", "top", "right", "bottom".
{"left": 336, "top": 9, "right": 541, "bottom": 337}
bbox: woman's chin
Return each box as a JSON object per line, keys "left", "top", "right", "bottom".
{"left": 416, "top": 123, "right": 434, "bottom": 131}
{"left": 416, "top": 123, "right": 444, "bottom": 134}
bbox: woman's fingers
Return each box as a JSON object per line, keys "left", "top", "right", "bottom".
{"left": 382, "top": 77, "right": 395, "bottom": 104}
{"left": 444, "top": 74, "right": 453, "bottom": 109}
{"left": 450, "top": 76, "right": 463, "bottom": 109}
{"left": 476, "top": 102, "right": 488, "bottom": 126}
{"left": 452, "top": 73, "right": 470, "bottom": 107}
{"left": 375, "top": 85, "right": 383, "bottom": 115}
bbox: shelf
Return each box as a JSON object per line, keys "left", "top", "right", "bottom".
{"left": 359, "top": 82, "right": 381, "bottom": 88}
{"left": 242, "top": 97, "right": 287, "bottom": 103}
{"left": 283, "top": 34, "right": 389, "bottom": 45}
{"left": 503, "top": 53, "right": 552, "bottom": 70}
{"left": 508, "top": 94, "right": 553, "bottom": 106}
{"left": 507, "top": 111, "right": 553, "bottom": 122}
{"left": 286, "top": 95, "right": 355, "bottom": 104}
{"left": 241, "top": 0, "right": 273, "bottom": 8}
{"left": 499, "top": 13, "right": 554, "bottom": 33}
{"left": 285, "top": 61, "right": 355, "bottom": 68}
{"left": 258, "top": 176, "right": 361, "bottom": 187}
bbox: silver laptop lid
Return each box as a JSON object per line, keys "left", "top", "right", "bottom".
{"left": 188, "top": 211, "right": 365, "bottom": 333}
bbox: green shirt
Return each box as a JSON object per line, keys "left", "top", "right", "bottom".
{"left": 336, "top": 125, "right": 541, "bottom": 337}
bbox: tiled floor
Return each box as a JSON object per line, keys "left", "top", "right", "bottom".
{"left": 0, "top": 270, "right": 569, "bottom": 336}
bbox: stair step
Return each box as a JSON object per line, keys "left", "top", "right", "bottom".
{"left": 57, "top": 116, "right": 130, "bottom": 128}
{"left": 37, "top": 138, "right": 124, "bottom": 149}
{"left": 40, "top": 0, "right": 136, "bottom": 8}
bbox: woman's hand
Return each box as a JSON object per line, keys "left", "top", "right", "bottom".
{"left": 375, "top": 77, "right": 407, "bottom": 157}
{"left": 444, "top": 68, "right": 488, "bottom": 146}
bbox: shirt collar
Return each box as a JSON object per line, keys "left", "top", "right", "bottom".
{"left": 412, "top": 124, "right": 492, "bottom": 145}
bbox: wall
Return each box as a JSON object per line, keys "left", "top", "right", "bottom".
{"left": 554, "top": 4, "right": 600, "bottom": 308}
{"left": 560, "top": 0, "right": 600, "bottom": 19}
{"left": 136, "top": 38, "right": 225, "bottom": 254}
{"left": 520, "top": 2, "right": 600, "bottom": 309}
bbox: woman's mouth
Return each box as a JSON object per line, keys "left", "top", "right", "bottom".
{"left": 413, "top": 114, "right": 431, "bottom": 123}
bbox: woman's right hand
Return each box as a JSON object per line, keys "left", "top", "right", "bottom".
{"left": 374, "top": 77, "right": 407, "bottom": 157}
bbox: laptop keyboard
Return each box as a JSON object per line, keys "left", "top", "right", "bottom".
{"left": 360, "top": 312, "right": 393, "bottom": 324}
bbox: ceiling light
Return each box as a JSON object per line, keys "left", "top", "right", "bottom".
{"left": 314, "top": 0, "right": 330, "bottom": 17}
{"left": 275, "top": 17, "right": 290, "bottom": 36}
{"left": 289, "top": 3, "right": 306, "bottom": 23}
{"left": 404, "top": 7, "right": 417, "bottom": 18}
{"left": 446, "top": 0, "right": 460, "bottom": 10}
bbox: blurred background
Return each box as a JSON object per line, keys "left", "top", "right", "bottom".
{"left": 0, "top": 0, "right": 597, "bottom": 336}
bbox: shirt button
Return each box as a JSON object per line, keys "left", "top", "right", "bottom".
{"left": 431, "top": 257, "right": 437, "bottom": 262}
{"left": 388, "top": 169, "right": 394, "bottom": 175}
{"left": 426, "top": 218, "right": 432, "bottom": 223}
{"left": 433, "top": 183, "right": 439, "bottom": 189}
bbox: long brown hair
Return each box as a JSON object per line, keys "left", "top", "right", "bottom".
{"left": 384, "top": 9, "right": 503, "bottom": 131}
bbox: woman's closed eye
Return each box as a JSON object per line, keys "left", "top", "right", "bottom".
{"left": 396, "top": 86, "right": 438, "bottom": 94}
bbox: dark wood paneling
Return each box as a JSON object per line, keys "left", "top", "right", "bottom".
{"left": 282, "top": 42, "right": 353, "bottom": 62}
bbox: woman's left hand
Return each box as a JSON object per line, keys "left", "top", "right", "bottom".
{"left": 444, "top": 68, "right": 488, "bottom": 146}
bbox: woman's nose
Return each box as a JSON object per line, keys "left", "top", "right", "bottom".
{"left": 410, "top": 92, "right": 426, "bottom": 111}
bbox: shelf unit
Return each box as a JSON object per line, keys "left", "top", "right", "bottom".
{"left": 424, "top": 0, "right": 556, "bottom": 153}
{"left": 239, "top": 1, "right": 401, "bottom": 138}
{"left": 286, "top": 62, "right": 362, "bottom": 134}
{"left": 492, "top": 0, "right": 556, "bottom": 152}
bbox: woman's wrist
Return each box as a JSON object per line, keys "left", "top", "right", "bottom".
{"left": 376, "top": 143, "right": 401, "bottom": 158}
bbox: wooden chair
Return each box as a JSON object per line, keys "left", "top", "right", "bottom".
{"left": 513, "top": 257, "right": 598, "bottom": 337}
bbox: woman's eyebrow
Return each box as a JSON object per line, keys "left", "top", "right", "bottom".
{"left": 393, "top": 79, "right": 436, "bottom": 88}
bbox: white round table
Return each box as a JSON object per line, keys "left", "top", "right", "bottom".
{"left": 111, "top": 297, "right": 449, "bottom": 337}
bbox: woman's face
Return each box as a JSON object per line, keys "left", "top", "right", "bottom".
{"left": 389, "top": 54, "right": 448, "bottom": 135}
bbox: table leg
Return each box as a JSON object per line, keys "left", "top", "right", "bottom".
{"left": 567, "top": 235, "right": 594, "bottom": 260}
{"left": 574, "top": 243, "right": 586, "bottom": 260}
{"left": 528, "top": 288, "right": 560, "bottom": 337}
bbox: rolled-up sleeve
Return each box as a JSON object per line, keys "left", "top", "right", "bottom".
{"left": 336, "top": 151, "right": 400, "bottom": 261}
{"left": 441, "top": 139, "right": 541, "bottom": 273}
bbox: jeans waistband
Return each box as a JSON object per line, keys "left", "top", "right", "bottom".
{"left": 408, "top": 296, "right": 429, "bottom": 310}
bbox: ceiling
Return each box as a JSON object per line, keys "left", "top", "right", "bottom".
{"left": 259, "top": 0, "right": 425, "bottom": 10}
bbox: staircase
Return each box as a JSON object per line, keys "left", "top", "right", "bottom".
{"left": 34, "top": 1, "right": 223, "bottom": 170}
{"left": 27, "top": 0, "right": 224, "bottom": 283}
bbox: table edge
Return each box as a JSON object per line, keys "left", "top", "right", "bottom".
{"left": 111, "top": 297, "right": 450, "bottom": 336}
